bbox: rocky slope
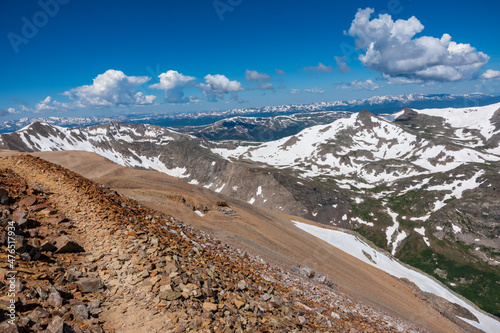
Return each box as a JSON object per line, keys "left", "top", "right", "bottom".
{"left": 1, "top": 103, "right": 500, "bottom": 318}
{"left": 1, "top": 154, "right": 436, "bottom": 332}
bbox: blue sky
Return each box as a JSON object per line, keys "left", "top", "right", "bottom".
{"left": 1, "top": 0, "right": 500, "bottom": 119}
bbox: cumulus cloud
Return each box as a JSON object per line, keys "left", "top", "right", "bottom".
{"left": 63, "top": 69, "right": 156, "bottom": 106}
{"left": 481, "top": 69, "right": 500, "bottom": 80}
{"left": 339, "top": 79, "right": 380, "bottom": 91}
{"left": 149, "top": 70, "right": 196, "bottom": 103}
{"left": 347, "top": 8, "right": 489, "bottom": 83}
{"left": 35, "top": 96, "right": 56, "bottom": 112}
{"left": 304, "top": 88, "right": 325, "bottom": 94}
{"left": 275, "top": 69, "right": 286, "bottom": 76}
{"left": 335, "top": 56, "right": 352, "bottom": 73}
{"left": 245, "top": 70, "right": 271, "bottom": 82}
{"left": 290, "top": 89, "right": 301, "bottom": 94}
{"left": 303, "top": 62, "right": 333, "bottom": 73}
{"left": 32, "top": 96, "right": 76, "bottom": 113}
{"left": 199, "top": 74, "right": 244, "bottom": 101}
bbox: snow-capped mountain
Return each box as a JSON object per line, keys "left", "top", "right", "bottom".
{"left": 1, "top": 102, "right": 500, "bottom": 319}
{"left": 213, "top": 108, "right": 499, "bottom": 184}
{"left": 2, "top": 93, "right": 498, "bottom": 134}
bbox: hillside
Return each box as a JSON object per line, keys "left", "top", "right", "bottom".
{"left": 2, "top": 150, "right": 498, "bottom": 332}
{"left": 0, "top": 153, "right": 445, "bottom": 332}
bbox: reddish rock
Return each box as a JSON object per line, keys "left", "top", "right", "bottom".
{"left": 48, "top": 213, "right": 68, "bottom": 224}
{"left": 54, "top": 235, "right": 84, "bottom": 253}
{"left": 18, "top": 195, "right": 37, "bottom": 207}
{"left": 12, "top": 207, "right": 26, "bottom": 226}
{"left": 28, "top": 203, "right": 50, "bottom": 212}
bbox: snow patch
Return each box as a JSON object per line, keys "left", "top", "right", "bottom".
{"left": 452, "top": 224, "right": 462, "bottom": 233}
{"left": 293, "top": 221, "right": 500, "bottom": 333}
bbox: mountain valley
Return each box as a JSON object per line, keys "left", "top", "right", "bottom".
{"left": 1, "top": 102, "right": 500, "bottom": 330}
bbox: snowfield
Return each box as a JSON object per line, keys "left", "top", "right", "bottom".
{"left": 212, "top": 110, "right": 500, "bottom": 184}
{"left": 413, "top": 102, "right": 500, "bottom": 141}
{"left": 293, "top": 221, "right": 500, "bottom": 333}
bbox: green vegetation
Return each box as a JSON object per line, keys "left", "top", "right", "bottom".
{"left": 387, "top": 188, "right": 442, "bottom": 217}
{"left": 353, "top": 227, "right": 388, "bottom": 251}
{"left": 351, "top": 199, "right": 394, "bottom": 250}
{"left": 397, "top": 234, "right": 500, "bottom": 318}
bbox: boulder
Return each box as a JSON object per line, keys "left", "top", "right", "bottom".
{"left": 74, "top": 278, "right": 103, "bottom": 293}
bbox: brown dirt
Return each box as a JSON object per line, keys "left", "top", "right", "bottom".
{"left": 2, "top": 152, "right": 437, "bottom": 332}
{"left": 17, "top": 150, "right": 475, "bottom": 333}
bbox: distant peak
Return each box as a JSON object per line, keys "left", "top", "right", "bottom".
{"left": 394, "top": 108, "right": 418, "bottom": 121}
{"left": 356, "top": 110, "right": 376, "bottom": 123}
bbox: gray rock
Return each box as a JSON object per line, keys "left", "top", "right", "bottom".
{"left": 87, "top": 300, "right": 102, "bottom": 315}
{"left": 75, "top": 278, "right": 103, "bottom": 293}
{"left": 72, "top": 304, "right": 89, "bottom": 320}
{"left": 0, "top": 189, "right": 9, "bottom": 205}
{"left": 46, "top": 316, "right": 64, "bottom": 333}
{"left": 37, "top": 286, "right": 48, "bottom": 300}
{"left": 47, "top": 286, "right": 63, "bottom": 308}
{"left": 237, "top": 280, "right": 248, "bottom": 290}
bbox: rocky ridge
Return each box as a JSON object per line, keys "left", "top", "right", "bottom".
{"left": 0, "top": 154, "right": 424, "bottom": 332}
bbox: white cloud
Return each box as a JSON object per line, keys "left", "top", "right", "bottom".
{"left": 34, "top": 96, "right": 56, "bottom": 112}
{"left": 149, "top": 70, "right": 196, "bottom": 103}
{"left": 481, "top": 69, "right": 500, "bottom": 80}
{"left": 7, "top": 107, "right": 19, "bottom": 114}
{"left": 335, "top": 56, "right": 352, "bottom": 73}
{"left": 275, "top": 69, "right": 286, "bottom": 76}
{"left": 32, "top": 96, "right": 76, "bottom": 113}
{"left": 245, "top": 70, "right": 271, "bottom": 82}
{"left": 339, "top": 79, "right": 380, "bottom": 91}
{"left": 303, "top": 62, "right": 333, "bottom": 73}
{"left": 347, "top": 8, "right": 489, "bottom": 83}
{"left": 290, "top": 89, "right": 301, "bottom": 94}
{"left": 63, "top": 69, "right": 156, "bottom": 106}
{"left": 304, "top": 87, "right": 325, "bottom": 94}
{"left": 383, "top": 74, "right": 422, "bottom": 85}
{"left": 199, "top": 74, "right": 244, "bottom": 101}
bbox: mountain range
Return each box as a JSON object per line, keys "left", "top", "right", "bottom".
{"left": 2, "top": 92, "right": 499, "bottom": 134}
{"left": 1, "top": 101, "right": 500, "bottom": 329}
